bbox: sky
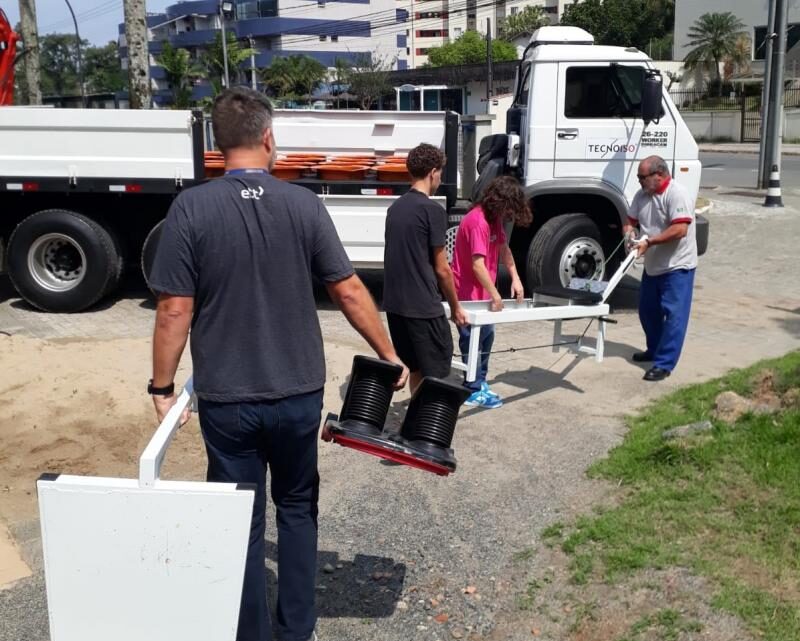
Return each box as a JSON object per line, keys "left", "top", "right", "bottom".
{"left": 2, "top": 0, "right": 175, "bottom": 45}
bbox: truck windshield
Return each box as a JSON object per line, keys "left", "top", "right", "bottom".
{"left": 564, "top": 65, "right": 646, "bottom": 119}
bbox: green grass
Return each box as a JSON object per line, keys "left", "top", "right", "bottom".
{"left": 617, "top": 608, "right": 703, "bottom": 641}
{"left": 555, "top": 352, "right": 800, "bottom": 641}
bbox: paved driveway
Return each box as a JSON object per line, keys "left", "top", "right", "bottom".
{"left": 1, "top": 193, "right": 798, "bottom": 641}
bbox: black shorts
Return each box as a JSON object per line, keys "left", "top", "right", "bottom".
{"left": 386, "top": 313, "right": 453, "bottom": 379}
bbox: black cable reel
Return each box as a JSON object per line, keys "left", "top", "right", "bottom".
{"left": 325, "top": 356, "right": 470, "bottom": 475}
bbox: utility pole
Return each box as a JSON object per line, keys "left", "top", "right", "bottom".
{"left": 249, "top": 36, "right": 256, "bottom": 90}
{"left": 220, "top": 3, "right": 229, "bottom": 89}
{"left": 17, "top": 0, "right": 41, "bottom": 104}
{"left": 763, "top": 0, "right": 788, "bottom": 207}
{"left": 123, "top": 0, "right": 151, "bottom": 108}
{"left": 758, "top": 0, "right": 777, "bottom": 188}
{"left": 486, "top": 18, "right": 493, "bottom": 102}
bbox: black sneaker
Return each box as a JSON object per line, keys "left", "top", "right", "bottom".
{"left": 632, "top": 351, "right": 653, "bottom": 363}
{"left": 643, "top": 367, "right": 670, "bottom": 381}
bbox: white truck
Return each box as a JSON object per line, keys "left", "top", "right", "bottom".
{"left": 0, "top": 25, "right": 706, "bottom": 313}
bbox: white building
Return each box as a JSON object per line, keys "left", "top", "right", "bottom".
{"left": 675, "top": 0, "right": 800, "bottom": 65}
{"left": 400, "top": 0, "right": 579, "bottom": 68}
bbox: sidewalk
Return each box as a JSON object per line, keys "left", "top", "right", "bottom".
{"left": 699, "top": 142, "right": 800, "bottom": 156}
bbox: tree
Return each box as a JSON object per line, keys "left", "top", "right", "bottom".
{"left": 261, "top": 55, "right": 327, "bottom": 103}
{"left": 123, "top": 0, "right": 151, "bottom": 108}
{"left": 683, "top": 12, "right": 747, "bottom": 94}
{"left": 202, "top": 30, "right": 257, "bottom": 94}
{"left": 84, "top": 41, "right": 125, "bottom": 93}
{"left": 38, "top": 33, "right": 83, "bottom": 96}
{"left": 560, "top": 0, "right": 674, "bottom": 53}
{"left": 425, "top": 31, "right": 517, "bottom": 67}
{"left": 157, "top": 42, "right": 202, "bottom": 108}
{"left": 499, "top": 6, "right": 550, "bottom": 41}
{"left": 17, "top": 0, "right": 42, "bottom": 104}
{"left": 346, "top": 53, "right": 394, "bottom": 110}
{"left": 331, "top": 57, "right": 351, "bottom": 108}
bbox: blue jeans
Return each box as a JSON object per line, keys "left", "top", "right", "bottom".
{"left": 457, "top": 324, "right": 495, "bottom": 392}
{"left": 639, "top": 268, "right": 695, "bottom": 372}
{"left": 198, "top": 389, "right": 323, "bottom": 641}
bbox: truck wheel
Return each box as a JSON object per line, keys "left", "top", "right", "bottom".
{"left": 103, "top": 225, "right": 125, "bottom": 297}
{"left": 7, "top": 209, "right": 119, "bottom": 313}
{"left": 526, "top": 214, "right": 606, "bottom": 289}
{"left": 140, "top": 220, "right": 164, "bottom": 292}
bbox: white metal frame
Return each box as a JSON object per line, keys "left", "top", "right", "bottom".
{"left": 139, "top": 376, "right": 195, "bottom": 487}
{"left": 38, "top": 378, "right": 253, "bottom": 641}
{"left": 445, "top": 250, "right": 639, "bottom": 382}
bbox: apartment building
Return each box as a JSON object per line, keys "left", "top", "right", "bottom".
{"left": 403, "top": 0, "right": 576, "bottom": 67}
{"left": 119, "top": 0, "right": 405, "bottom": 103}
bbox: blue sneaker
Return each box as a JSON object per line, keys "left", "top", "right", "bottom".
{"left": 464, "top": 390, "right": 503, "bottom": 409}
{"left": 480, "top": 381, "right": 501, "bottom": 401}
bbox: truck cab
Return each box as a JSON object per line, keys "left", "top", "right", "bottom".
{"left": 474, "top": 26, "right": 705, "bottom": 289}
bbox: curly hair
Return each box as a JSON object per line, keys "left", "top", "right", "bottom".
{"left": 479, "top": 176, "right": 532, "bottom": 227}
{"left": 406, "top": 143, "right": 446, "bottom": 179}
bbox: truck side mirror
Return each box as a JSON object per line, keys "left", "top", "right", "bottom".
{"left": 641, "top": 71, "right": 663, "bottom": 125}
{"left": 506, "top": 107, "right": 523, "bottom": 135}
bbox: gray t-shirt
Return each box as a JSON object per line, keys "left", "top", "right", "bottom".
{"left": 629, "top": 179, "right": 697, "bottom": 276}
{"left": 149, "top": 172, "right": 354, "bottom": 402}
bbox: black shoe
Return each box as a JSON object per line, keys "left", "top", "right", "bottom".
{"left": 643, "top": 367, "right": 671, "bottom": 381}
{"left": 632, "top": 351, "right": 653, "bottom": 362}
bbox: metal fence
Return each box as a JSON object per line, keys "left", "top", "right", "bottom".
{"left": 669, "top": 88, "right": 800, "bottom": 112}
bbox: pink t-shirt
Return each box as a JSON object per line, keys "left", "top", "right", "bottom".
{"left": 451, "top": 205, "right": 507, "bottom": 301}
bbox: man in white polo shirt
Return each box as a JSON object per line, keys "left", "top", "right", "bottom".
{"left": 623, "top": 155, "right": 697, "bottom": 382}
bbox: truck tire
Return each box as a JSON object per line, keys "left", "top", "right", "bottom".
{"left": 525, "top": 214, "right": 606, "bottom": 290}
{"left": 7, "top": 209, "right": 119, "bottom": 313}
{"left": 140, "top": 220, "right": 164, "bottom": 292}
{"left": 102, "top": 225, "right": 125, "bottom": 297}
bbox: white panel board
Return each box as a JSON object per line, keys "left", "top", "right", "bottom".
{"left": 38, "top": 475, "right": 253, "bottom": 641}
{"left": 273, "top": 110, "right": 447, "bottom": 156}
{"left": 0, "top": 108, "right": 196, "bottom": 180}
{"left": 321, "top": 194, "right": 446, "bottom": 267}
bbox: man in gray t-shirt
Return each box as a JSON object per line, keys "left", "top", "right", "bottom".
{"left": 149, "top": 87, "right": 407, "bottom": 641}
{"left": 623, "top": 155, "right": 698, "bottom": 382}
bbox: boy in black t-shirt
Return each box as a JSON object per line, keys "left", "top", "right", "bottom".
{"left": 383, "top": 143, "right": 467, "bottom": 392}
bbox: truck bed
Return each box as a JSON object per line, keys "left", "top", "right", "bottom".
{"left": 0, "top": 108, "right": 201, "bottom": 183}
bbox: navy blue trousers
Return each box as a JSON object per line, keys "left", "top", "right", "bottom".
{"left": 199, "top": 389, "right": 323, "bottom": 641}
{"left": 457, "top": 324, "right": 495, "bottom": 392}
{"left": 639, "top": 268, "right": 695, "bottom": 372}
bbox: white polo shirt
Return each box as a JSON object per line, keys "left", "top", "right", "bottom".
{"left": 629, "top": 178, "right": 697, "bottom": 277}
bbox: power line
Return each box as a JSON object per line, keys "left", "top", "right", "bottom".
{"left": 39, "top": 0, "right": 122, "bottom": 33}
{"left": 280, "top": 0, "right": 505, "bottom": 47}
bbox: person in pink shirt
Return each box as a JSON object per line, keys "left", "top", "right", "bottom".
{"left": 451, "top": 176, "right": 532, "bottom": 408}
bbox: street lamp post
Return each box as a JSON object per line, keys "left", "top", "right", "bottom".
{"left": 219, "top": 1, "right": 234, "bottom": 89}
{"left": 63, "top": 0, "right": 86, "bottom": 107}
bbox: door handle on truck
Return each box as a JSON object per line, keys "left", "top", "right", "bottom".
{"left": 557, "top": 129, "right": 579, "bottom": 140}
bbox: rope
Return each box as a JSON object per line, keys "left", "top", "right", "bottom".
{"left": 453, "top": 319, "right": 594, "bottom": 359}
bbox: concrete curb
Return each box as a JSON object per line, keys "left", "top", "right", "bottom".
{"left": 699, "top": 144, "right": 800, "bottom": 156}
{"left": 695, "top": 201, "right": 713, "bottom": 216}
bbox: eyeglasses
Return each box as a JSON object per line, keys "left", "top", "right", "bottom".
{"left": 637, "top": 171, "right": 657, "bottom": 181}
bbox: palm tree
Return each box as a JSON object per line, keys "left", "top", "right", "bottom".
{"left": 683, "top": 12, "right": 747, "bottom": 95}
{"left": 261, "top": 55, "right": 326, "bottom": 104}
{"left": 157, "top": 42, "right": 203, "bottom": 108}
{"left": 201, "top": 31, "right": 257, "bottom": 94}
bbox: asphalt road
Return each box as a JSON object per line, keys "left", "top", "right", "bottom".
{"left": 700, "top": 152, "right": 800, "bottom": 190}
